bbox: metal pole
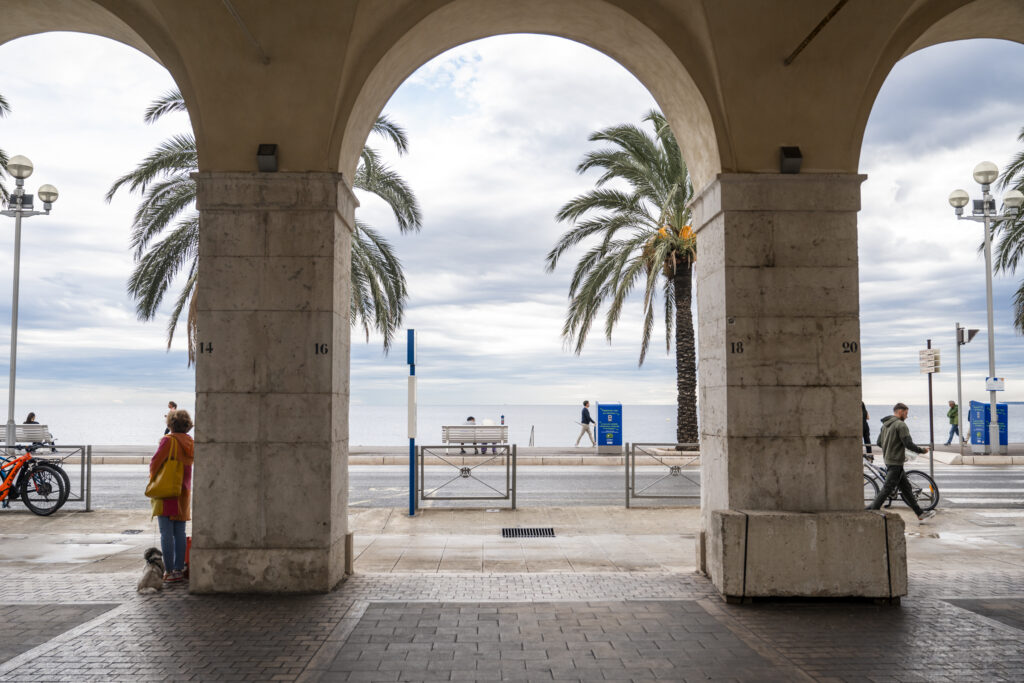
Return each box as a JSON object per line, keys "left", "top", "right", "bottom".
{"left": 6, "top": 206, "right": 23, "bottom": 451}
{"left": 927, "top": 339, "right": 934, "bottom": 478}
{"left": 955, "top": 323, "right": 965, "bottom": 457}
{"left": 407, "top": 329, "right": 416, "bottom": 516}
{"left": 85, "top": 446, "right": 92, "bottom": 512}
{"left": 982, "top": 187, "right": 1000, "bottom": 454}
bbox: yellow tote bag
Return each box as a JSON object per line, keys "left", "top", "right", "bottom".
{"left": 145, "top": 440, "right": 184, "bottom": 499}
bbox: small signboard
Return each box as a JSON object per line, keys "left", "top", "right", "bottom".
{"left": 919, "top": 348, "right": 940, "bottom": 374}
{"left": 596, "top": 403, "right": 622, "bottom": 454}
{"left": 985, "top": 377, "right": 1006, "bottom": 391}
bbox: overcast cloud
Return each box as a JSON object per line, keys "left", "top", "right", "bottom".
{"left": 0, "top": 32, "right": 1023, "bottom": 414}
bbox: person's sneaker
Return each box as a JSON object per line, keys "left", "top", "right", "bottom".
{"left": 164, "top": 570, "right": 184, "bottom": 583}
{"left": 918, "top": 510, "right": 936, "bottom": 523}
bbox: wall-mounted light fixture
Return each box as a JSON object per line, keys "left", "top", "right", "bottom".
{"left": 779, "top": 146, "right": 802, "bottom": 174}
{"left": 257, "top": 144, "right": 278, "bottom": 172}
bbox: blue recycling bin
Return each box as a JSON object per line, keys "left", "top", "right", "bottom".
{"left": 969, "top": 400, "right": 1007, "bottom": 452}
{"left": 596, "top": 402, "right": 622, "bottom": 454}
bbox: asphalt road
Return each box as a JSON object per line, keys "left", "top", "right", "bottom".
{"left": 34, "top": 461, "right": 1024, "bottom": 511}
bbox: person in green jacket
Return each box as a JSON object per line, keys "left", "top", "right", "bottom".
{"left": 869, "top": 402, "right": 936, "bottom": 521}
{"left": 944, "top": 400, "right": 959, "bottom": 446}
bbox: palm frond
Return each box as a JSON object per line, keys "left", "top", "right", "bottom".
{"left": 105, "top": 134, "right": 197, "bottom": 201}
{"left": 371, "top": 114, "right": 410, "bottom": 155}
{"left": 144, "top": 89, "right": 187, "bottom": 124}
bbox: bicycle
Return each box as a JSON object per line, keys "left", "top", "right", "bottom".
{"left": 0, "top": 446, "right": 69, "bottom": 515}
{"left": 862, "top": 453, "right": 939, "bottom": 512}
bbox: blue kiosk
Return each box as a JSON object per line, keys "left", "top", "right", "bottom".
{"left": 969, "top": 400, "right": 1008, "bottom": 455}
{"left": 596, "top": 402, "right": 623, "bottom": 454}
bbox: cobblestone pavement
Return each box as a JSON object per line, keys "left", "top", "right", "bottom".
{"left": 0, "top": 568, "right": 1021, "bottom": 681}
{"left": 2, "top": 506, "right": 1024, "bottom": 681}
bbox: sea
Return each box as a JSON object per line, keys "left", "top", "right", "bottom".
{"left": 12, "top": 402, "right": 1023, "bottom": 447}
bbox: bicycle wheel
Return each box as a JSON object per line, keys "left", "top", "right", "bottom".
{"left": 19, "top": 463, "right": 67, "bottom": 516}
{"left": 863, "top": 473, "right": 879, "bottom": 506}
{"left": 904, "top": 470, "right": 939, "bottom": 512}
{"left": 46, "top": 461, "right": 72, "bottom": 506}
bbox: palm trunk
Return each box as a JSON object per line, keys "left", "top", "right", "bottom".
{"left": 674, "top": 260, "right": 698, "bottom": 443}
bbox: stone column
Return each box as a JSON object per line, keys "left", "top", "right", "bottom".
{"left": 692, "top": 174, "right": 906, "bottom": 600}
{"left": 189, "top": 172, "right": 353, "bottom": 593}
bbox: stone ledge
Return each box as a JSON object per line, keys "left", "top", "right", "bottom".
{"left": 190, "top": 538, "right": 347, "bottom": 593}
{"left": 703, "top": 509, "right": 906, "bottom": 600}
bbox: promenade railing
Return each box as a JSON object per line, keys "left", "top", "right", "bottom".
{"left": 625, "top": 442, "right": 699, "bottom": 508}
{"left": 417, "top": 444, "right": 517, "bottom": 510}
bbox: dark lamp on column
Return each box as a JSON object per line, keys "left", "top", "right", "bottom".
{"left": 256, "top": 144, "right": 278, "bottom": 172}
{"left": 779, "top": 146, "right": 802, "bottom": 174}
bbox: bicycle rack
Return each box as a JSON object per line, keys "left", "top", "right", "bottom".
{"left": 625, "top": 442, "right": 700, "bottom": 508}
{"left": 1, "top": 445, "right": 93, "bottom": 512}
{"left": 417, "top": 444, "right": 516, "bottom": 509}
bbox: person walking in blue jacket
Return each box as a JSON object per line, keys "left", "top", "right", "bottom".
{"left": 575, "top": 400, "right": 596, "bottom": 447}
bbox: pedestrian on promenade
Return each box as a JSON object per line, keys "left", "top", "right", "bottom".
{"left": 575, "top": 400, "right": 596, "bottom": 447}
{"left": 861, "top": 402, "right": 872, "bottom": 455}
{"left": 23, "top": 412, "right": 37, "bottom": 424}
{"left": 869, "top": 402, "right": 935, "bottom": 521}
{"left": 944, "top": 400, "right": 959, "bottom": 446}
{"left": 163, "top": 401, "right": 177, "bottom": 435}
{"left": 148, "top": 409, "right": 195, "bottom": 583}
{"left": 460, "top": 416, "right": 478, "bottom": 455}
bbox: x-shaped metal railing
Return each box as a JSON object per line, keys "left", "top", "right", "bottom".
{"left": 417, "top": 444, "right": 516, "bottom": 509}
{"left": 625, "top": 442, "right": 700, "bottom": 508}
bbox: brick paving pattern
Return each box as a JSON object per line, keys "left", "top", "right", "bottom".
{"left": 318, "top": 600, "right": 798, "bottom": 682}
{"left": 0, "top": 570, "right": 1021, "bottom": 681}
{"left": 0, "top": 604, "right": 117, "bottom": 664}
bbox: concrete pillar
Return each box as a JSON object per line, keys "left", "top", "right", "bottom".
{"left": 189, "top": 172, "right": 353, "bottom": 593}
{"left": 693, "top": 174, "right": 906, "bottom": 600}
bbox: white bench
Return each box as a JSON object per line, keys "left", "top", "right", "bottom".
{"left": 14, "top": 424, "right": 54, "bottom": 444}
{"left": 441, "top": 425, "right": 508, "bottom": 449}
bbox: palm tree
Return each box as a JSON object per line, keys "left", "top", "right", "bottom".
{"left": 1, "top": 91, "right": 11, "bottom": 204}
{"left": 994, "top": 125, "right": 1024, "bottom": 332}
{"left": 546, "top": 110, "right": 697, "bottom": 443}
{"left": 107, "top": 89, "right": 421, "bottom": 362}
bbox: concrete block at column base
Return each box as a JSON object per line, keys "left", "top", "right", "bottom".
{"left": 702, "top": 510, "right": 906, "bottom": 600}
{"left": 189, "top": 539, "right": 347, "bottom": 593}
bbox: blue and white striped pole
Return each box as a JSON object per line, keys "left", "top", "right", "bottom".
{"left": 407, "top": 329, "right": 416, "bottom": 516}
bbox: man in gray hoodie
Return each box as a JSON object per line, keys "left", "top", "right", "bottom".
{"left": 869, "top": 402, "right": 936, "bottom": 521}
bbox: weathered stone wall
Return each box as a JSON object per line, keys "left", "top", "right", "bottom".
{"left": 189, "top": 172, "right": 354, "bottom": 593}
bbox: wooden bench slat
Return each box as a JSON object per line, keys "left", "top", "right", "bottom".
{"left": 441, "top": 425, "right": 508, "bottom": 444}
{"left": 13, "top": 424, "right": 54, "bottom": 443}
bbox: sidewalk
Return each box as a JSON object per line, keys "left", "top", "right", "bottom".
{"left": 2, "top": 505, "right": 1023, "bottom": 681}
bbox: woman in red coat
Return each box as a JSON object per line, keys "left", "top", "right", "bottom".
{"left": 148, "top": 409, "right": 195, "bottom": 582}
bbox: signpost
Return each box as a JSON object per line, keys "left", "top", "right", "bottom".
{"left": 407, "top": 329, "right": 416, "bottom": 517}
{"left": 919, "top": 343, "right": 940, "bottom": 478}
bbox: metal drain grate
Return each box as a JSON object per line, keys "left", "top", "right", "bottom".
{"left": 502, "top": 527, "right": 555, "bottom": 538}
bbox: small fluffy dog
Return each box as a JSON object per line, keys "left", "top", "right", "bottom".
{"left": 137, "top": 547, "right": 165, "bottom": 593}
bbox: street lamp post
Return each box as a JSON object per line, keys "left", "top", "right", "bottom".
{"left": 1, "top": 155, "right": 58, "bottom": 451}
{"left": 948, "top": 162, "right": 1023, "bottom": 455}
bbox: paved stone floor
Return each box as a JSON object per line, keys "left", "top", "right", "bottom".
{"left": 1, "top": 506, "right": 1023, "bottom": 681}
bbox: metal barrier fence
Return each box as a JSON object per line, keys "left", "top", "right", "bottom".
{"left": 417, "top": 444, "right": 516, "bottom": 509}
{"left": 625, "top": 442, "right": 700, "bottom": 508}
{"left": 2, "top": 445, "right": 93, "bottom": 511}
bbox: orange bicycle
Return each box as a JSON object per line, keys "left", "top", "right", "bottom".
{"left": 0, "top": 447, "right": 68, "bottom": 515}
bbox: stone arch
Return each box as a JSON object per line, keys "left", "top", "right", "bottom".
{"left": 849, "top": 0, "right": 1024, "bottom": 171}
{"left": 332, "top": 0, "right": 725, "bottom": 192}
{"left": 0, "top": 1, "right": 200, "bottom": 158}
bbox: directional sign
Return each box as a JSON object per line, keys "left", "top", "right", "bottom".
{"left": 919, "top": 348, "right": 941, "bottom": 374}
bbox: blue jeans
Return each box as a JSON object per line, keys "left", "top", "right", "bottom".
{"left": 945, "top": 424, "right": 959, "bottom": 445}
{"left": 157, "top": 516, "right": 187, "bottom": 572}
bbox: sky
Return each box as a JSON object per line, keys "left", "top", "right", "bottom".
{"left": 0, "top": 32, "right": 1023, "bottom": 415}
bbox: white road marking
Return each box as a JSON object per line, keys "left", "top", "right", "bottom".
{"left": 946, "top": 498, "right": 1024, "bottom": 504}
